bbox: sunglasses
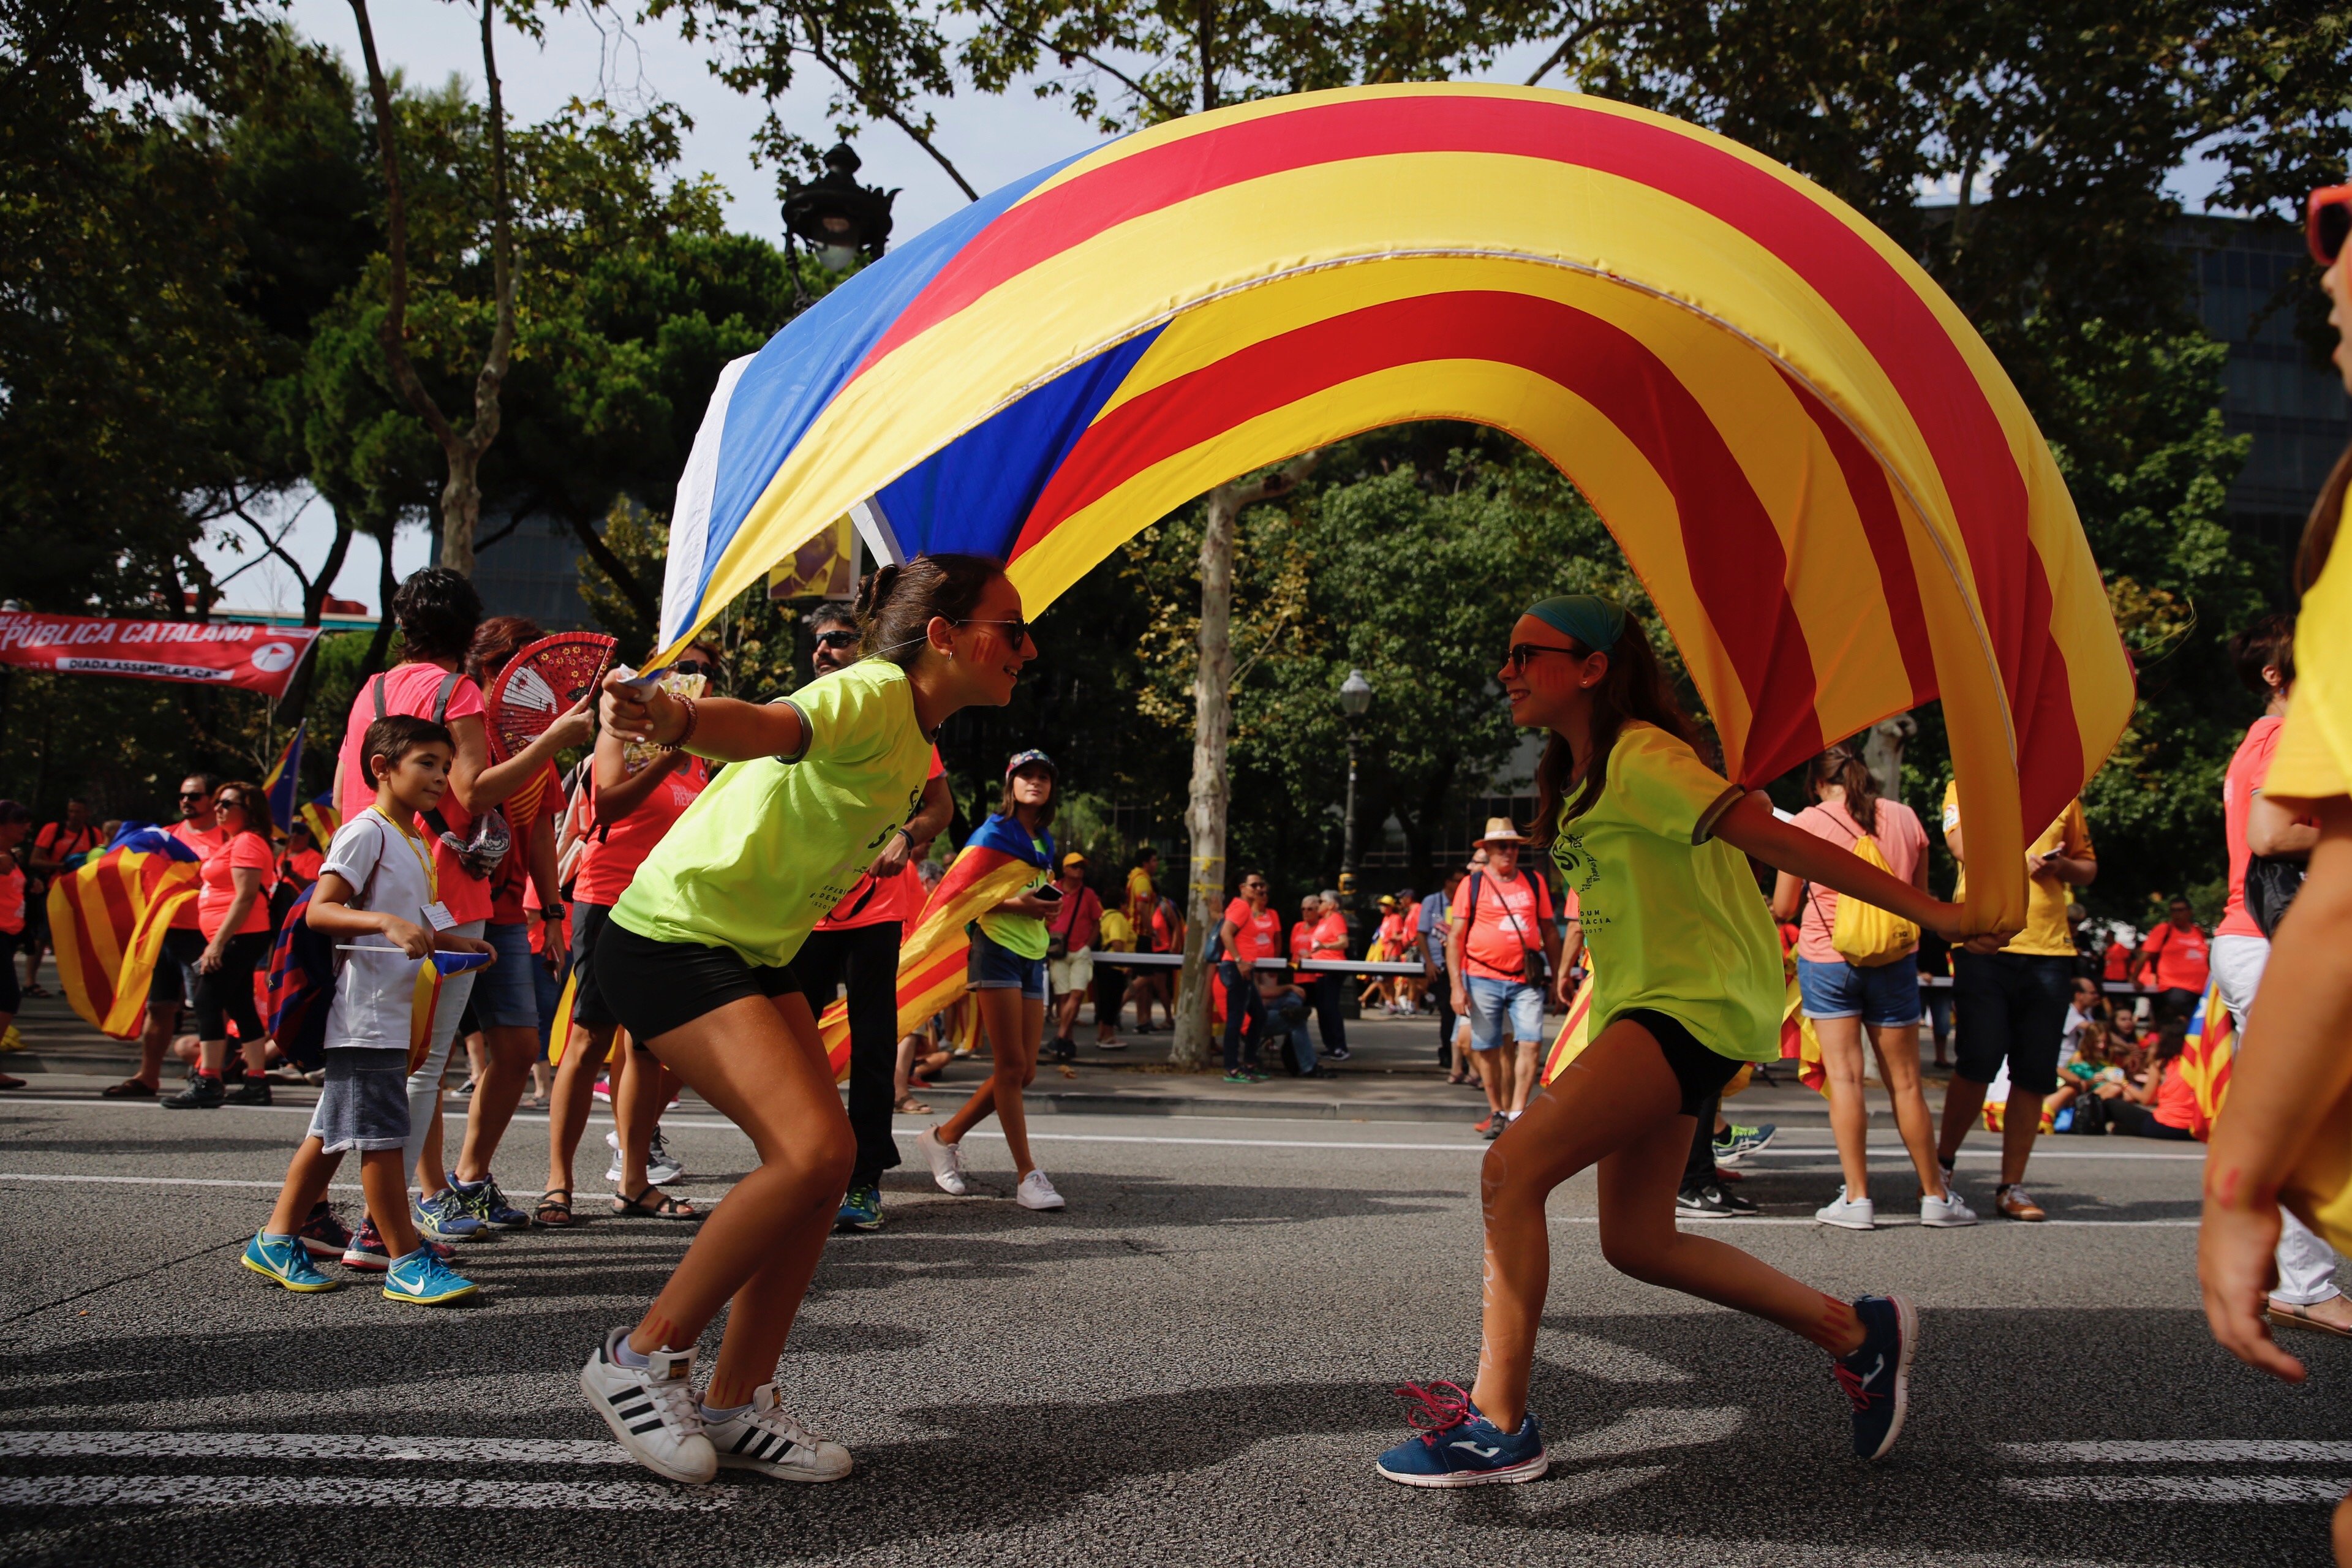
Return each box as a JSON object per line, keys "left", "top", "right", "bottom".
{"left": 179, "top": 790, "right": 210, "bottom": 801}
{"left": 812, "top": 631, "right": 859, "bottom": 650}
{"left": 1504, "top": 641, "right": 1581, "bottom": 675}
{"left": 671, "top": 658, "right": 718, "bottom": 677}
{"left": 961, "top": 617, "right": 1036, "bottom": 651}
{"left": 2311, "top": 184, "right": 2352, "bottom": 266}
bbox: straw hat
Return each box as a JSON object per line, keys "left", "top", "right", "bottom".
{"left": 1477, "top": 816, "right": 1529, "bottom": 846}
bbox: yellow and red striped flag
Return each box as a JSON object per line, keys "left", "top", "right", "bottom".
{"left": 48, "top": 826, "right": 201, "bottom": 1039}
{"left": 2179, "top": 981, "right": 2237, "bottom": 1141}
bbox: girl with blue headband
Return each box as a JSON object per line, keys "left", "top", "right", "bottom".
{"left": 1376, "top": 594, "right": 2009, "bottom": 1490}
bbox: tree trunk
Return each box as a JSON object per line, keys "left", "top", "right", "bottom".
{"left": 439, "top": 445, "right": 482, "bottom": 575}
{"left": 360, "top": 527, "right": 399, "bottom": 683}
{"left": 1171, "top": 481, "right": 1241, "bottom": 1071}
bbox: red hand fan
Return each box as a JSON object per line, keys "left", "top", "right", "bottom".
{"left": 484, "top": 633, "right": 617, "bottom": 761}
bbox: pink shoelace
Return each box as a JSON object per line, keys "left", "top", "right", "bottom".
{"left": 1393, "top": 1380, "right": 1476, "bottom": 1446}
{"left": 1831, "top": 1360, "right": 1872, "bottom": 1412}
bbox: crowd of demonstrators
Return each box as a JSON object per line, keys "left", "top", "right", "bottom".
{"left": 1044, "top": 851, "right": 1104, "bottom": 1061}
{"left": 0, "top": 801, "right": 31, "bottom": 1088}
{"left": 1447, "top": 818, "right": 1567, "bottom": 1139}
{"left": 1771, "top": 745, "right": 1972, "bottom": 1231}
{"left": 21, "top": 796, "right": 98, "bottom": 998}
{"left": 920, "top": 748, "right": 1067, "bottom": 1212}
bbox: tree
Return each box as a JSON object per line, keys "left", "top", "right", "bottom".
{"left": 346, "top": 0, "right": 519, "bottom": 575}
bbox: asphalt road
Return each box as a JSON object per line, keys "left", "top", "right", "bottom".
{"left": 0, "top": 1091, "right": 2342, "bottom": 1567}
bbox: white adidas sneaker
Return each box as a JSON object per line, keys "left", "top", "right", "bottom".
{"left": 918, "top": 1127, "right": 967, "bottom": 1196}
{"left": 1016, "top": 1169, "right": 1066, "bottom": 1210}
{"left": 1814, "top": 1188, "right": 1877, "bottom": 1231}
{"left": 706, "top": 1384, "right": 853, "bottom": 1483}
{"left": 1920, "top": 1187, "right": 1980, "bottom": 1227}
{"left": 580, "top": 1327, "right": 716, "bottom": 1485}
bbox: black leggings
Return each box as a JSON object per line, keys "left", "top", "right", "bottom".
{"left": 192, "top": 931, "right": 271, "bottom": 1044}
{"left": 2105, "top": 1100, "right": 2197, "bottom": 1140}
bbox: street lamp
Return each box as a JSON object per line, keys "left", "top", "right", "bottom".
{"left": 1338, "top": 668, "right": 1373, "bottom": 938}
{"left": 781, "top": 142, "right": 899, "bottom": 273}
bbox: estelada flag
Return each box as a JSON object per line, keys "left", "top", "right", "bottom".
{"left": 48, "top": 825, "right": 202, "bottom": 1038}
{"left": 816, "top": 815, "right": 1047, "bottom": 1079}
{"left": 2179, "top": 980, "right": 2237, "bottom": 1141}
{"left": 299, "top": 793, "right": 340, "bottom": 846}
{"left": 262, "top": 725, "right": 303, "bottom": 834}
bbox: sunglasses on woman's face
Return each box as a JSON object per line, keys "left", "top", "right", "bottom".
{"left": 2311, "top": 184, "right": 2352, "bottom": 266}
{"left": 962, "top": 617, "right": 1035, "bottom": 652}
{"left": 1504, "top": 641, "right": 1580, "bottom": 676}
{"left": 671, "top": 658, "right": 717, "bottom": 677}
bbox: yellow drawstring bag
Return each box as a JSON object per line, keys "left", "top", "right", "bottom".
{"left": 1830, "top": 832, "right": 1920, "bottom": 968}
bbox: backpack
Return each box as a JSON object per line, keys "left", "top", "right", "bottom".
{"left": 1808, "top": 808, "right": 1919, "bottom": 968}
{"left": 1466, "top": 871, "right": 1549, "bottom": 992}
{"left": 264, "top": 881, "right": 336, "bottom": 1071}
{"left": 371, "top": 671, "right": 511, "bottom": 881}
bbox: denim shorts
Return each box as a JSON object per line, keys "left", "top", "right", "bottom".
{"left": 306, "top": 1047, "right": 412, "bottom": 1154}
{"left": 970, "top": 928, "right": 1046, "bottom": 1000}
{"left": 1463, "top": 974, "right": 1545, "bottom": 1050}
{"left": 1796, "top": 956, "right": 1923, "bottom": 1027}
{"left": 473, "top": 919, "right": 540, "bottom": 1029}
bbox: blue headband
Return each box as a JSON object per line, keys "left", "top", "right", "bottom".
{"left": 1525, "top": 594, "right": 1626, "bottom": 653}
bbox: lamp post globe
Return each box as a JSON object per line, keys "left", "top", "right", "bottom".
{"left": 781, "top": 142, "right": 900, "bottom": 273}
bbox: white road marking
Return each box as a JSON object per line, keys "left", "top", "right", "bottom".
{"left": 2003, "top": 1476, "right": 2349, "bottom": 1504}
{"left": 2002, "top": 1441, "right": 2352, "bottom": 1464}
{"left": 0, "top": 1431, "right": 628, "bottom": 1464}
{"left": 0, "top": 1173, "right": 355, "bottom": 1193}
{"left": 0, "top": 1476, "right": 726, "bottom": 1510}
{"left": 1549, "top": 1215, "right": 2197, "bottom": 1228}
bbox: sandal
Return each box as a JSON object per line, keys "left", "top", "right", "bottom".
{"left": 23, "top": 982, "right": 50, "bottom": 998}
{"left": 2268, "top": 1300, "right": 2352, "bottom": 1338}
{"left": 894, "top": 1095, "right": 933, "bottom": 1115}
{"left": 535, "top": 1188, "right": 575, "bottom": 1227}
{"left": 612, "top": 1186, "right": 697, "bottom": 1220}
{"left": 102, "top": 1078, "right": 156, "bottom": 1098}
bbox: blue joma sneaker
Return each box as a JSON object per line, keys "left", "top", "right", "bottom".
{"left": 383, "top": 1248, "right": 479, "bottom": 1306}
{"left": 835, "top": 1183, "right": 883, "bottom": 1232}
{"left": 414, "top": 1191, "right": 490, "bottom": 1243}
{"left": 1835, "top": 1294, "right": 1916, "bottom": 1461}
{"left": 241, "top": 1231, "right": 339, "bottom": 1292}
{"left": 1374, "top": 1382, "right": 1547, "bottom": 1488}
{"left": 1711, "top": 1121, "right": 1777, "bottom": 1168}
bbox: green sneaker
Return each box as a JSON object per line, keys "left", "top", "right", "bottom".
{"left": 834, "top": 1183, "right": 883, "bottom": 1232}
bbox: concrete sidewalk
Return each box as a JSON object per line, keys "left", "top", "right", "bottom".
{"left": 0, "top": 963, "right": 1938, "bottom": 1127}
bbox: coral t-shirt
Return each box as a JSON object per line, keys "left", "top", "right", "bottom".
{"left": 571, "top": 755, "right": 710, "bottom": 908}
{"left": 1790, "top": 798, "right": 1929, "bottom": 965}
{"left": 198, "top": 833, "right": 276, "bottom": 938}
{"left": 1221, "top": 899, "right": 1283, "bottom": 963}
{"left": 167, "top": 819, "right": 227, "bottom": 930}
{"left": 2142, "top": 921, "right": 2210, "bottom": 994}
{"left": 337, "top": 663, "right": 492, "bottom": 924}
{"left": 2219, "top": 715, "right": 2282, "bottom": 941}
{"left": 0, "top": 856, "right": 22, "bottom": 937}
{"left": 1450, "top": 869, "right": 1557, "bottom": 982}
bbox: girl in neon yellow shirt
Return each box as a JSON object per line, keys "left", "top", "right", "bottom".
{"left": 1374, "top": 594, "right": 2002, "bottom": 1490}
{"left": 584, "top": 554, "right": 1035, "bottom": 1489}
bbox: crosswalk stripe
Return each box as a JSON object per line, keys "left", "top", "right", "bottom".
{"left": 0, "top": 1432, "right": 629, "bottom": 1464}
{"left": 2002, "top": 1441, "right": 2352, "bottom": 1463}
{"left": 0, "top": 1475, "right": 726, "bottom": 1510}
{"left": 2003, "top": 1475, "right": 2349, "bottom": 1503}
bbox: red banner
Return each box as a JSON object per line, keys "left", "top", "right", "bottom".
{"left": 0, "top": 612, "right": 321, "bottom": 698}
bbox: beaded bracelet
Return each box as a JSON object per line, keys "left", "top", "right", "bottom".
{"left": 660, "top": 694, "right": 700, "bottom": 753}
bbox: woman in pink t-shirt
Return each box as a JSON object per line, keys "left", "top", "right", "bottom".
{"left": 0, "top": 801, "right": 30, "bottom": 1090}
{"left": 178, "top": 782, "right": 279, "bottom": 1104}
{"left": 1770, "top": 745, "right": 1961, "bottom": 1231}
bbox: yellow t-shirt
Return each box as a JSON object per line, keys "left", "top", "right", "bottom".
{"left": 1548, "top": 722, "right": 1782, "bottom": 1063}
{"left": 2269, "top": 521, "right": 2352, "bottom": 804}
{"left": 1125, "top": 866, "right": 1155, "bottom": 919}
{"left": 612, "top": 660, "right": 934, "bottom": 968}
{"left": 1940, "top": 783, "right": 2094, "bottom": 957}
{"left": 1096, "top": 908, "right": 1136, "bottom": 952}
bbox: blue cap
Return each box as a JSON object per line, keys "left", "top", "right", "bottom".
{"left": 1525, "top": 594, "right": 1626, "bottom": 653}
{"left": 1005, "top": 748, "right": 1056, "bottom": 778}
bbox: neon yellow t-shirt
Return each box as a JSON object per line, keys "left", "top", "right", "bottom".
{"left": 1940, "top": 783, "right": 2094, "bottom": 957}
{"left": 2269, "top": 517, "right": 2352, "bottom": 805}
{"left": 1548, "top": 722, "right": 1781, "bottom": 1063}
{"left": 1096, "top": 908, "right": 1136, "bottom": 951}
{"left": 974, "top": 827, "right": 1052, "bottom": 959}
{"left": 612, "top": 660, "right": 933, "bottom": 968}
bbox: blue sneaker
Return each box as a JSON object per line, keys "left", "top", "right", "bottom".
{"left": 835, "top": 1183, "right": 883, "bottom": 1232}
{"left": 414, "top": 1191, "right": 489, "bottom": 1242}
{"left": 296, "top": 1200, "right": 353, "bottom": 1259}
{"left": 1834, "top": 1294, "right": 1915, "bottom": 1460}
{"left": 241, "top": 1231, "right": 339, "bottom": 1292}
{"left": 451, "top": 1176, "right": 532, "bottom": 1230}
{"left": 1373, "top": 1381, "right": 1547, "bottom": 1487}
{"left": 1711, "top": 1121, "right": 1777, "bottom": 1168}
{"left": 383, "top": 1247, "right": 479, "bottom": 1305}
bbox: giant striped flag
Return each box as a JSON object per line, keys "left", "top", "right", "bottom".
{"left": 48, "top": 826, "right": 202, "bottom": 1039}
{"left": 655, "top": 85, "right": 2133, "bottom": 937}
{"left": 816, "top": 818, "right": 1047, "bottom": 1079}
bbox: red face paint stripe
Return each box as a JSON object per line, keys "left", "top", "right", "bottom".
{"left": 1016, "top": 289, "right": 1825, "bottom": 777}
{"left": 861, "top": 92, "right": 2069, "bottom": 769}
{"left": 1779, "top": 371, "right": 1939, "bottom": 709}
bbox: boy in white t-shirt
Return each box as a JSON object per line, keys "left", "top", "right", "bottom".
{"left": 241, "top": 716, "right": 496, "bottom": 1305}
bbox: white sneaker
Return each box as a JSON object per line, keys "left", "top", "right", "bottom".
{"left": 579, "top": 1328, "right": 715, "bottom": 1485}
{"left": 1920, "top": 1188, "right": 1980, "bottom": 1227}
{"left": 706, "top": 1384, "right": 853, "bottom": 1483}
{"left": 918, "top": 1127, "right": 967, "bottom": 1196}
{"left": 605, "top": 1129, "right": 685, "bottom": 1186}
{"left": 1016, "top": 1169, "right": 1066, "bottom": 1210}
{"left": 1814, "top": 1188, "right": 1877, "bottom": 1231}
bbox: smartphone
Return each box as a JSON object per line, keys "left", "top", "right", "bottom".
{"left": 1031, "top": 883, "right": 1065, "bottom": 903}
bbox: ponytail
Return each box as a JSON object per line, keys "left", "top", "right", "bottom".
{"left": 853, "top": 552, "right": 1006, "bottom": 668}
{"left": 1526, "top": 608, "right": 1700, "bottom": 848}
{"left": 1806, "top": 743, "right": 1880, "bottom": 838}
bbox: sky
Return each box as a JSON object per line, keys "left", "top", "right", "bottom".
{"left": 202, "top": 0, "right": 2231, "bottom": 616}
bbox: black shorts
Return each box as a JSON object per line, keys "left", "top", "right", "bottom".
{"left": 1614, "top": 1008, "right": 1746, "bottom": 1117}
{"left": 564, "top": 902, "right": 620, "bottom": 1030}
{"left": 590, "top": 918, "right": 802, "bottom": 1044}
{"left": 1953, "top": 951, "right": 2072, "bottom": 1095}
